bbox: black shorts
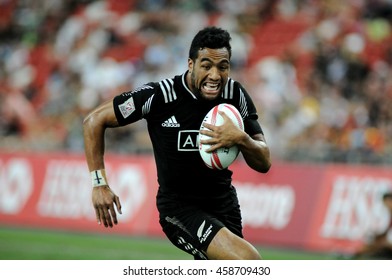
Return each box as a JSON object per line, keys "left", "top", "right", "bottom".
{"left": 156, "top": 185, "right": 243, "bottom": 260}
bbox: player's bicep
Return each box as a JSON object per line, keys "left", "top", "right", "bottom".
{"left": 83, "top": 100, "right": 120, "bottom": 129}
{"left": 113, "top": 85, "right": 157, "bottom": 125}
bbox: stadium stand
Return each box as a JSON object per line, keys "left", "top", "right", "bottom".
{"left": 0, "top": 0, "right": 391, "bottom": 165}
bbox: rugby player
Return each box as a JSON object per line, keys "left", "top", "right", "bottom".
{"left": 83, "top": 26, "right": 271, "bottom": 260}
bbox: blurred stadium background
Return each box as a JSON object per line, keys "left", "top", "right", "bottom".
{"left": 1, "top": 0, "right": 392, "bottom": 260}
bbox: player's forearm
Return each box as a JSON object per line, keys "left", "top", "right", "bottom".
{"left": 83, "top": 113, "right": 107, "bottom": 171}
{"left": 238, "top": 134, "right": 271, "bottom": 173}
{"left": 82, "top": 100, "right": 119, "bottom": 171}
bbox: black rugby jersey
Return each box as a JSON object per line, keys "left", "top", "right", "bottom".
{"left": 113, "top": 71, "right": 263, "bottom": 197}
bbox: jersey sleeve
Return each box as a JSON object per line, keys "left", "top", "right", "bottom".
{"left": 112, "top": 83, "right": 158, "bottom": 126}
{"left": 236, "top": 82, "right": 264, "bottom": 136}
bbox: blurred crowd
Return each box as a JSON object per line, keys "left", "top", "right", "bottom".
{"left": 1, "top": 0, "right": 392, "bottom": 165}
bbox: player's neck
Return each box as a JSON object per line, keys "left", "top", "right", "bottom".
{"left": 185, "top": 71, "right": 193, "bottom": 91}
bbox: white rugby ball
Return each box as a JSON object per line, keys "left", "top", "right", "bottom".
{"left": 199, "top": 103, "right": 244, "bottom": 170}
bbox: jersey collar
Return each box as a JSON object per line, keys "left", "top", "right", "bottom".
{"left": 182, "top": 71, "right": 198, "bottom": 100}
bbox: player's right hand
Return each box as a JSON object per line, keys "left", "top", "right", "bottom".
{"left": 92, "top": 186, "right": 122, "bottom": 228}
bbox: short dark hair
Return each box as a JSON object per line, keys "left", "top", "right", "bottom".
{"left": 188, "top": 26, "right": 232, "bottom": 60}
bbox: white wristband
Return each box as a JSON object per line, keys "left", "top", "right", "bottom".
{"left": 90, "top": 170, "right": 107, "bottom": 187}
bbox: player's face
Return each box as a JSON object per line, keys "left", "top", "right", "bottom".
{"left": 188, "top": 47, "right": 230, "bottom": 100}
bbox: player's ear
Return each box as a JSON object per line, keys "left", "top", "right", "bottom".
{"left": 188, "top": 58, "right": 194, "bottom": 73}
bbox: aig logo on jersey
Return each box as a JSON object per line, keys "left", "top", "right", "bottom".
{"left": 178, "top": 130, "right": 199, "bottom": 151}
{"left": 162, "top": 116, "right": 180, "bottom": 127}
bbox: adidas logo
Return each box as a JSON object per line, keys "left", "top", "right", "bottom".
{"left": 162, "top": 116, "right": 180, "bottom": 127}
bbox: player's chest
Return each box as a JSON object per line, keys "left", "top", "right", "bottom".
{"left": 155, "top": 100, "right": 213, "bottom": 130}
{"left": 150, "top": 101, "right": 214, "bottom": 151}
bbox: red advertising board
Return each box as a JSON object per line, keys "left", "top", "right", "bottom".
{"left": 232, "top": 161, "right": 325, "bottom": 249}
{"left": 306, "top": 165, "right": 392, "bottom": 253}
{"left": 0, "top": 152, "right": 161, "bottom": 236}
{"left": 1, "top": 152, "right": 391, "bottom": 255}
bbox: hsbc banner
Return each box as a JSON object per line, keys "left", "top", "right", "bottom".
{"left": 233, "top": 162, "right": 392, "bottom": 254}
{"left": 0, "top": 152, "right": 161, "bottom": 236}
{"left": 1, "top": 152, "right": 391, "bottom": 254}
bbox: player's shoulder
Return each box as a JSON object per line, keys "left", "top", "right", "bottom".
{"left": 154, "top": 72, "right": 186, "bottom": 104}
{"left": 117, "top": 82, "right": 158, "bottom": 99}
{"left": 221, "top": 77, "right": 248, "bottom": 101}
{"left": 157, "top": 77, "right": 177, "bottom": 104}
{"left": 122, "top": 73, "right": 181, "bottom": 102}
